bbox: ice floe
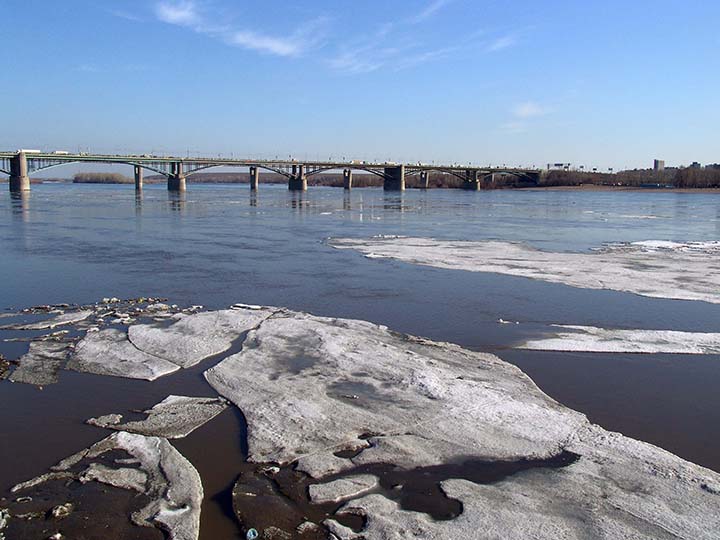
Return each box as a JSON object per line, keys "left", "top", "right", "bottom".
{"left": 11, "top": 431, "right": 203, "bottom": 540}
{"left": 67, "top": 328, "right": 180, "bottom": 381}
{"left": 330, "top": 237, "right": 720, "bottom": 303}
{"left": 308, "top": 475, "right": 378, "bottom": 504}
{"left": 9, "top": 342, "right": 70, "bottom": 386}
{"left": 87, "top": 395, "right": 229, "bottom": 438}
{"left": 128, "top": 308, "right": 275, "bottom": 368}
{"left": 0, "top": 310, "right": 93, "bottom": 330}
{"left": 205, "top": 309, "right": 720, "bottom": 539}
{"left": 518, "top": 325, "right": 720, "bottom": 354}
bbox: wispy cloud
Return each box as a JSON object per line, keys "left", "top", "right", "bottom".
{"left": 155, "top": 0, "right": 200, "bottom": 26}
{"left": 487, "top": 34, "right": 517, "bottom": 52}
{"left": 154, "top": 0, "right": 327, "bottom": 58}
{"left": 328, "top": 39, "right": 454, "bottom": 74}
{"left": 109, "top": 9, "right": 144, "bottom": 22}
{"left": 500, "top": 121, "right": 528, "bottom": 134}
{"left": 328, "top": 4, "right": 462, "bottom": 74}
{"left": 512, "top": 101, "right": 549, "bottom": 119}
{"left": 410, "top": 0, "right": 453, "bottom": 23}
{"left": 502, "top": 101, "right": 551, "bottom": 133}
{"left": 75, "top": 63, "right": 148, "bottom": 74}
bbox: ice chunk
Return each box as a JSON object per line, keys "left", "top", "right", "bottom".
{"left": 329, "top": 237, "right": 720, "bottom": 303}
{"left": 0, "top": 310, "right": 93, "bottom": 330}
{"left": 87, "top": 395, "right": 228, "bottom": 438}
{"left": 9, "top": 342, "right": 70, "bottom": 386}
{"left": 128, "top": 308, "right": 275, "bottom": 368}
{"left": 68, "top": 328, "right": 180, "bottom": 381}
{"left": 12, "top": 431, "right": 203, "bottom": 540}
{"left": 518, "top": 325, "right": 720, "bottom": 354}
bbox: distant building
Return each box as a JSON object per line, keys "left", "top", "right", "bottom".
{"left": 547, "top": 163, "right": 571, "bottom": 171}
{"left": 690, "top": 161, "right": 702, "bottom": 169}
{"left": 653, "top": 159, "right": 665, "bottom": 172}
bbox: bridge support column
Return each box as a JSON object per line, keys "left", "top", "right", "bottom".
{"left": 134, "top": 165, "right": 143, "bottom": 191}
{"left": 527, "top": 171, "right": 543, "bottom": 185}
{"left": 384, "top": 165, "right": 405, "bottom": 191}
{"left": 343, "top": 169, "right": 353, "bottom": 190}
{"left": 288, "top": 164, "right": 307, "bottom": 191}
{"left": 249, "top": 166, "right": 259, "bottom": 190}
{"left": 420, "top": 170, "right": 430, "bottom": 189}
{"left": 463, "top": 170, "right": 481, "bottom": 190}
{"left": 168, "top": 162, "right": 186, "bottom": 192}
{"left": 9, "top": 153, "right": 30, "bottom": 192}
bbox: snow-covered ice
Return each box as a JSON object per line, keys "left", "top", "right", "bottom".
{"left": 518, "top": 325, "right": 720, "bottom": 354}
{"left": 87, "top": 395, "right": 229, "bottom": 438}
{"left": 12, "top": 431, "right": 203, "bottom": 540}
{"left": 128, "top": 307, "right": 275, "bottom": 368}
{"left": 330, "top": 237, "right": 720, "bottom": 303}
{"left": 205, "top": 308, "right": 720, "bottom": 540}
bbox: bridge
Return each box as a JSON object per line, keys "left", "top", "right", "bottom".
{"left": 0, "top": 151, "right": 542, "bottom": 192}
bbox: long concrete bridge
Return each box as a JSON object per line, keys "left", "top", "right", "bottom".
{"left": 0, "top": 151, "right": 542, "bottom": 192}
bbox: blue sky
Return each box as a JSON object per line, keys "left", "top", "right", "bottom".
{"left": 2, "top": 0, "right": 719, "bottom": 170}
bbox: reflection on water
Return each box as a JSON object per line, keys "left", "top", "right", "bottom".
{"left": 10, "top": 190, "right": 30, "bottom": 222}
{"left": 135, "top": 191, "right": 143, "bottom": 217}
{"left": 382, "top": 192, "right": 404, "bottom": 211}
{"left": 168, "top": 191, "right": 186, "bottom": 212}
{"left": 289, "top": 190, "right": 307, "bottom": 210}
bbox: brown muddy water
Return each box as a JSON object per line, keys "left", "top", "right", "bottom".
{"left": 2, "top": 184, "right": 719, "bottom": 538}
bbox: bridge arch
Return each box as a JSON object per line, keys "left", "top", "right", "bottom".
{"left": 23, "top": 160, "right": 174, "bottom": 178}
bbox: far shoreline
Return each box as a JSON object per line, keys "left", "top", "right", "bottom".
{"left": 522, "top": 184, "right": 720, "bottom": 194}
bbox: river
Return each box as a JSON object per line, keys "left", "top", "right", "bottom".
{"left": 2, "top": 183, "right": 719, "bottom": 538}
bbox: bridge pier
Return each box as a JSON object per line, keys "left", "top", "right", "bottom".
{"left": 343, "top": 169, "right": 353, "bottom": 190}
{"left": 9, "top": 153, "right": 30, "bottom": 192}
{"left": 288, "top": 164, "right": 307, "bottom": 191}
{"left": 134, "top": 165, "right": 143, "bottom": 191}
{"left": 384, "top": 165, "right": 405, "bottom": 191}
{"left": 249, "top": 166, "right": 259, "bottom": 190}
{"left": 420, "top": 170, "right": 430, "bottom": 189}
{"left": 168, "top": 162, "right": 186, "bottom": 192}
{"left": 462, "top": 170, "right": 481, "bottom": 190}
{"left": 527, "top": 170, "right": 543, "bottom": 185}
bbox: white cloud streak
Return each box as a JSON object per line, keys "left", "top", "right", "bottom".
{"left": 502, "top": 101, "right": 551, "bottom": 133}
{"left": 109, "top": 9, "right": 144, "bottom": 22}
{"left": 154, "top": 0, "right": 327, "bottom": 58}
{"left": 487, "top": 34, "right": 516, "bottom": 52}
{"left": 410, "top": 0, "right": 453, "bottom": 23}
{"left": 155, "top": 0, "right": 200, "bottom": 26}
{"left": 512, "top": 102, "right": 549, "bottom": 119}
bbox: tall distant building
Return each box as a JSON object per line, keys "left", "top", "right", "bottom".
{"left": 653, "top": 159, "right": 665, "bottom": 172}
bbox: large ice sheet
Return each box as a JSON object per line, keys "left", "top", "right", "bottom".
{"left": 205, "top": 309, "right": 720, "bottom": 539}
{"left": 330, "top": 237, "right": 720, "bottom": 303}
{"left": 518, "top": 325, "right": 720, "bottom": 354}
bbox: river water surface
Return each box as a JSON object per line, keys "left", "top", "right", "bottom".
{"left": 2, "top": 184, "right": 719, "bottom": 538}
